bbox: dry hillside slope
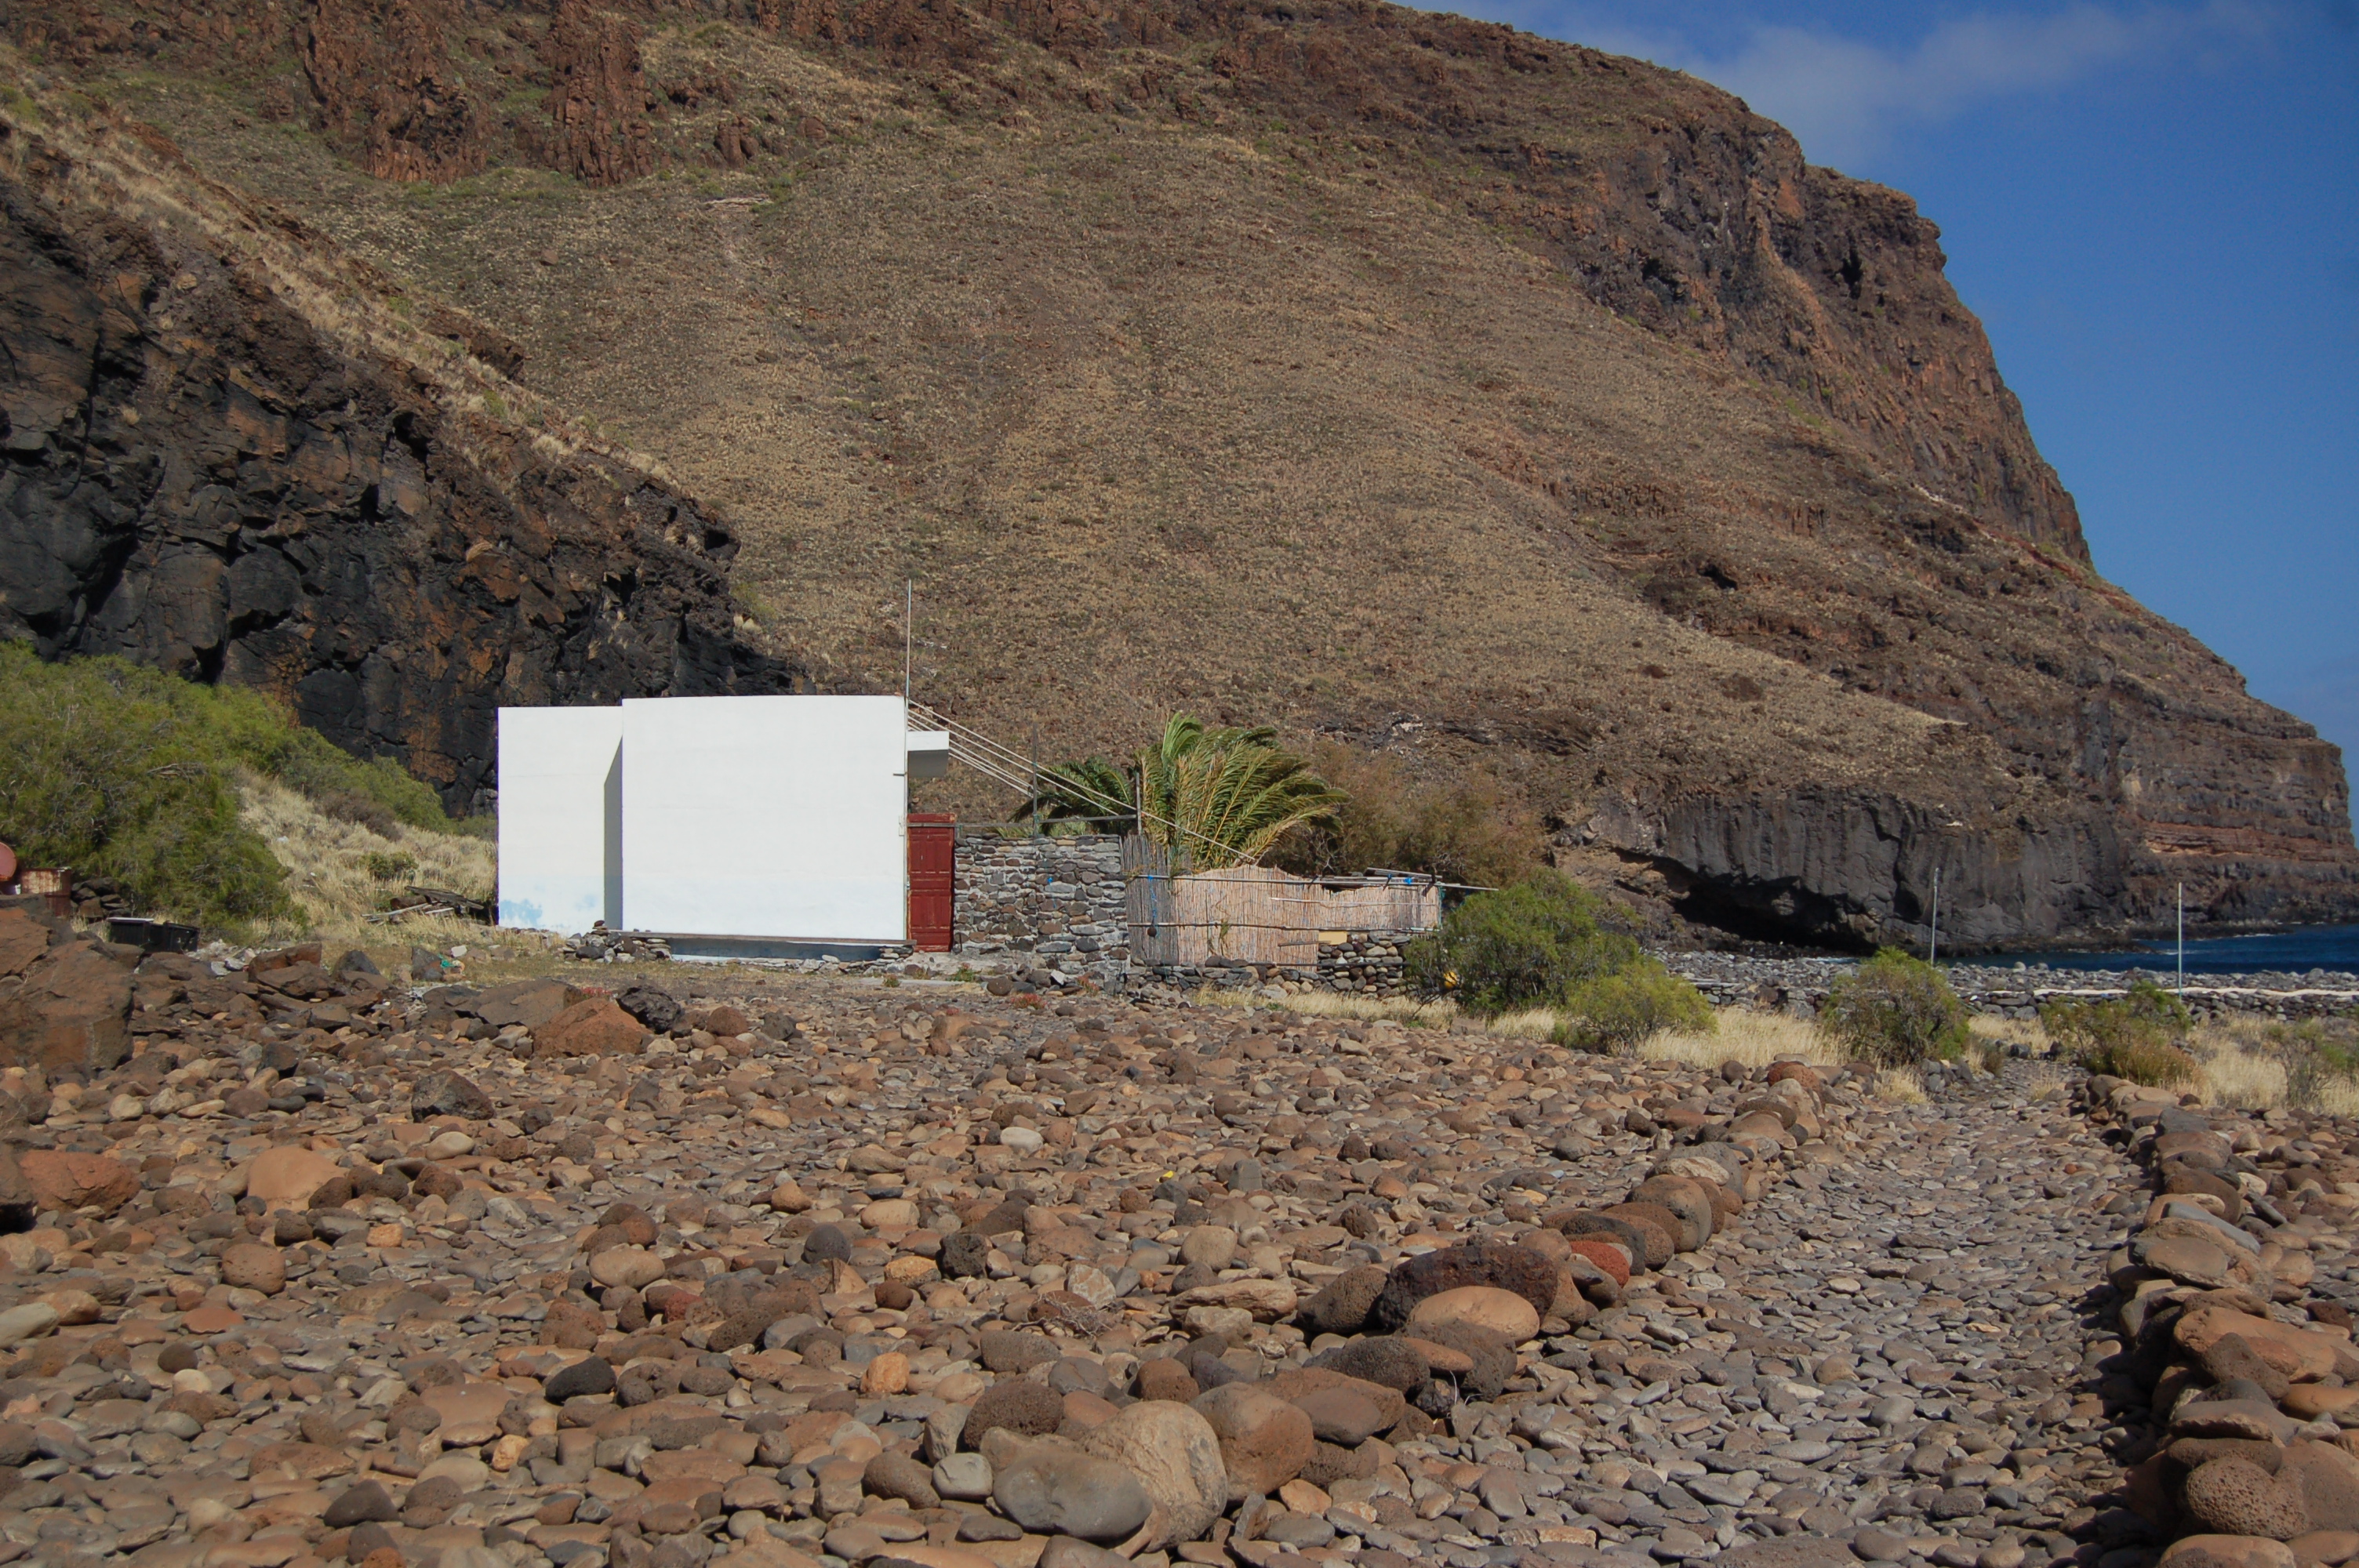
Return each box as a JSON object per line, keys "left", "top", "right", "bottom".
{"left": 9, "top": 0, "right": 2356, "bottom": 947}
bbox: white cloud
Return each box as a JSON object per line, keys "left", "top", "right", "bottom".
{"left": 1485, "top": 2, "right": 2281, "bottom": 169}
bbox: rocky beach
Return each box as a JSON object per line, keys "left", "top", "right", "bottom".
{"left": 16, "top": 892, "right": 2359, "bottom": 1568}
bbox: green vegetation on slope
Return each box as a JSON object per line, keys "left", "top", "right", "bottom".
{"left": 0, "top": 645, "right": 478, "bottom": 929}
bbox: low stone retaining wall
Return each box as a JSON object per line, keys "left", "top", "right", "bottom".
{"left": 2068, "top": 1076, "right": 2359, "bottom": 1568}
{"left": 1664, "top": 953, "right": 2359, "bottom": 1021}
{"left": 953, "top": 833, "right": 1129, "bottom": 982}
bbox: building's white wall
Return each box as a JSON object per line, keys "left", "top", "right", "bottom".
{"left": 620, "top": 695, "right": 908, "bottom": 941}
{"left": 496, "top": 707, "right": 623, "bottom": 931}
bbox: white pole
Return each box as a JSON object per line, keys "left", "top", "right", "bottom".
{"left": 1928, "top": 866, "right": 1940, "bottom": 964}
{"left": 2178, "top": 881, "right": 2185, "bottom": 998}
{"left": 903, "top": 580, "right": 913, "bottom": 704}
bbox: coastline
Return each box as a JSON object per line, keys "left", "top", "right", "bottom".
{"left": 1658, "top": 949, "right": 2359, "bottom": 1020}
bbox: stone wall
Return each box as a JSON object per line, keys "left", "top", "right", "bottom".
{"left": 952, "top": 834, "right": 1129, "bottom": 980}
{"left": 1314, "top": 931, "right": 1414, "bottom": 993}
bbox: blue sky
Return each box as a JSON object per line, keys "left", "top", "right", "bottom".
{"left": 1441, "top": 0, "right": 2359, "bottom": 818}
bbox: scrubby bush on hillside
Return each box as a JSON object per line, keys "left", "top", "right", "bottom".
{"left": 1271, "top": 743, "right": 1539, "bottom": 889}
{"left": 1405, "top": 871, "right": 1643, "bottom": 1016}
{"left": 0, "top": 644, "right": 472, "bottom": 927}
{"left": 1823, "top": 949, "right": 1972, "bottom": 1066}
{"left": 2042, "top": 979, "right": 2198, "bottom": 1087}
{"left": 1554, "top": 959, "right": 1715, "bottom": 1055}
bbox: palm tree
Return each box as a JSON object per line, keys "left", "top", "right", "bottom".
{"left": 1023, "top": 756, "right": 1136, "bottom": 830}
{"left": 1020, "top": 714, "right": 1345, "bottom": 870}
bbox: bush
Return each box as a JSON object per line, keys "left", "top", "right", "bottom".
{"left": 1404, "top": 871, "right": 1641, "bottom": 1016}
{"left": 0, "top": 644, "right": 293, "bottom": 926}
{"left": 364, "top": 851, "right": 419, "bottom": 883}
{"left": 1823, "top": 949, "right": 1972, "bottom": 1066}
{"left": 2273, "top": 1018, "right": 2359, "bottom": 1108}
{"left": 1271, "top": 743, "right": 1539, "bottom": 888}
{"left": 0, "top": 643, "right": 470, "bottom": 927}
{"left": 2041, "top": 980, "right": 2197, "bottom": 1085}
{"left": 1554, "top": 960, "right": 1714, "bottom": 1054}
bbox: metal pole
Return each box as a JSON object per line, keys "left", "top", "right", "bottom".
{"left": 2178, "top": 881, "right": 2185, "bottom": 998}
{"left": 903, "top": 580, "right": 913, "bottom": 705}
{"left": 1029, "top": 725, "right": 1040, "bottom": 840}
{"left": 1928, "top": 866, "right": 1940, "bottom": 964}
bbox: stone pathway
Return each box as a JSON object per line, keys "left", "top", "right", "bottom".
{"left": 1599, "top": 1068, "right": 2142, "bottom": 1568}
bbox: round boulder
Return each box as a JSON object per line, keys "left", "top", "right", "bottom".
{"left": 1190, "top": 1383, "right": 1315, "bottom": 1502}
{"left": 1405, "top": 1286, "right": 1541, "bottom": 1345}
{"left": 2184, "top": 1456, "right": 2312, "bottom": 1541}
{"left": 1368, "top": 1241, "right": 1557, "bottom": 1333}
{"left": 1081, "top": 1399, "right": 1227, "bottom": 1548}
{"left": 992, "top": 1446, "right": 1153, "bottom": 1541}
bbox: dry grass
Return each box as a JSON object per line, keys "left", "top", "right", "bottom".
{"left": 1874, "top": 1066, "right": 1929, "bottom": 1104}
{"left": 1645, "top": 1010, "right": 1835, "bottom": 1069}
{"left": 1194, "top": 986, "right": 1460, "bottom": 1029}
{"left": 240, "top": 776, "right": 499, "bottom": 964}
{"left": 2179, "top": 1017, "right": 2359, "bottom": 1116}
{"left": 1970, "top": 1014, "right": 2052, "bottom": 1054}
{"left": 1195, "top": 985, "right": 1848, "bottom": 1067}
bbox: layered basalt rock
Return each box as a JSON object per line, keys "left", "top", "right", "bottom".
{"left": 0, "top": 104, "right": 793, "bottom": 808}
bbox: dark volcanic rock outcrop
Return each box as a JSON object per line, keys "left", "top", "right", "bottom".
{"left": 0, "top": 106, "right": 793, "bottom": 808}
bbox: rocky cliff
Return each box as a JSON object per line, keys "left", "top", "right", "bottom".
{"left": 0, "top": 91, "right": 793, "bottom": 810}
{"left": 5, "top": 5, "right": 2354, "bottom": 947}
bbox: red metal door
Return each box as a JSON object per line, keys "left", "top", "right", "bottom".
{"left": 907, "top": 815, "right": 956, "bottom": 952}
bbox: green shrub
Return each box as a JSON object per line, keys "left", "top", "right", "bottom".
{"left": 0, "top": 644, "right": 292, "bottom": 925}
{"left": 1823, "top": 949, "right": 1972, "bottom": 1066}
{"left": 364, "top": 851, "right": 419, "bottom": 883}
{"left": 1404, "top": 871, "right": 1641, "bottom": 1016}
{"left": 2274, "top": 1018, "right": 2359, "bottom": 1107}
{"left": 1554, "top": 960, "right": 1714, "bottom": 1054}
{"left": 2041, "top": 979, "right": 2196, "bottom": 1085}
{"left": 0, "top": 643, "right": 469, "bottom": 927}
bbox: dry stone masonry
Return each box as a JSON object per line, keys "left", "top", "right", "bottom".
{"left": 953, "top": 837, "right": 1129, "bottom": 984}
{"left": 2072, "top": 1076, "right": 2359, "bottom": 1568}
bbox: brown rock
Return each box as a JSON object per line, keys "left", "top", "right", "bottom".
{"left": 2184, "top": 1456, "right": 2312, "bottom": 1541}
{"left": 1594, "top": 1202, "right": 1683, "bottom": 1265}
{"left": 1298, "top": 1265, "right": 1388, "bottom": 1336}
{"left": 0, "top": 909, "right": 50, "bottom": 978}
{"left": 1369, "top": 1240, "right": 1558, "bottom": 1332}
{"left": 2179, "top": 1308, "right": 2346, "bottom": 1382}
{"left": 247, "top": 1145, "right": 342, "bottom": 1207}
{"left": 1135, "top": 1358, "right": 1201, "bottom": 1403}
{"left": 20, "top": 1149, "right": 139, "bottom": 1214}
{"left": 1190, "top": 1383, "right": 1315, "bottom": 1502}
{"left": 2163, "top": 1539, "right": 2297, "bottom": 1568}
{"left": 221, "top": 1241, "right": 289, "bottom": 1295}
{"left": 0, "top": 942, "right": 132, "bottom": 1071}
{"left": 2285, "top": 1442, "right": 2359, "bottom": 1533}
{"left": 540, "top": 0, "right": 657, "bottom": 187}
{"left": 2288, "top": 1531, "right": 2359, "bottom": 1567}
{"left": 535, "top": 996, "right": 649, "bottom": 1058}
{"left": 1628, "top": 1176, "right": 1717, "bottom": 1250}
{"left": 1405, "top": 1285, "right": 1542, "bottom": 1343}
{"left": 964, "top": 1378, "right": 1065, "bottom": 1446}
{"left": 2205, "top": 1334, "right": 2296, "bottom": 1401}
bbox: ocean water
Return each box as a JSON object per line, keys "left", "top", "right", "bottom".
{"left": 1981, "top": 923, "right": 2359, "bottom": 977}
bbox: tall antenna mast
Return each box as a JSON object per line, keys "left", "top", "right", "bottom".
{"left": 903, "top": 580, "right": 913, "bottom": 705}
{"left": 1928, "top": 866, "right": 1940, "bottom": 964}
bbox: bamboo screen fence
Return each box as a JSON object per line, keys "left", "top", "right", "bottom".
{"left": 1122, "top": 837, "right": 1441, "bottom": 967}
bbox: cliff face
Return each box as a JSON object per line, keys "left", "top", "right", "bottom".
{"left": 8, "top": 4, "right": 2355, "bottom": 946}
{"left": 0, "top": 100, "right": 793, "bottom": 809}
